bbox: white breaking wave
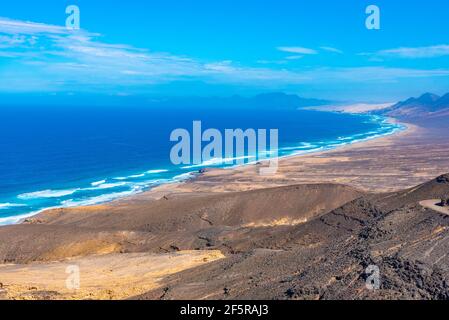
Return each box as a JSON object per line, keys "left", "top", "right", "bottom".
{"left": 0, "top": 206, "right": 60, "bottom": 226}
{"left": 128, "top": 173, "right": 145, "bottom": 178}
{"left": 281, "top": 143, "right": 318, "bottom": 151}
{"left": 91, "top": 180, "right": 106, "bottom": 187}
{"left": 0, "top": 212, "right": 36, "bottom": 225}
{"left": 18, "top": 188, "right": 80, "bottom": 200}
{"left": 113, "top": 169, "right": 168, "bottom": 181}
{"left": 87, "top": 182, "right": 128, "bottom": 190}
{"left": 146, "top": 169, "right": 169, "bottom": 174}
{"left": 172, "top": 172, "right": 196, "bottom": 181}
{"left": 61, "top": 187, "right": 142, "bottom": 208}
{"left": 113, "top": 173, "right": 144, "bottom": 180}
{"left": 182, "top": 156, "right": 254, "bottom": 169}
{"left": 0, "top": 203, "right": 26, "bottom": 210}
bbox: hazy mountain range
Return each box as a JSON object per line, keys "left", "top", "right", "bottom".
{"left": 2, "top": 91, "right": 448, "bottom": 121}
{"left": 0, "top": 92, "right": 331, "bottom": 109}
{"left": 379, "top": 92, "right": 449, "bottom": 120}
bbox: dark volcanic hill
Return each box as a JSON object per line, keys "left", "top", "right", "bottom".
{"left": 134, "top": 175, "right": 449, "bottom": 300}
{"left": 380, "top": 92, "right": 449, "bottom": 120}
{"left": 2, "top": 175, "right": 449, "bottom": 300}
{"left": 134, "top": 174, "right": 449, "bottom": 300}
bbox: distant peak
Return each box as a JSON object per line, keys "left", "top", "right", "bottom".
{"left": 418, "top": 92, "right": 440, "bottom": 103}
{"left": 437, "top": 92, "right": 449, "bottom": 102}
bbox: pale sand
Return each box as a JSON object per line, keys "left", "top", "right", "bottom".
{"left": 0, "top": 250, "right": 224, "bottom": 300}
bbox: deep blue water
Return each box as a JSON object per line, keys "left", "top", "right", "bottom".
{"left": 0, "top": 105, "right": 403, "bottom": 224}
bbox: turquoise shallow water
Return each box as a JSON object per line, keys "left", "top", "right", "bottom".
{"left": 0, "top": 105, "right": 404, "bottom": 224}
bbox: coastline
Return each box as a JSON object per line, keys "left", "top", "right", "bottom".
{"left": 0, "top": 112, "right": 404, "bottom": 226}
{"left": 20, "top": 115, "right": 414, "bottom": 225}
{"left": 129, "top": 117, "right": 416, "bottom": 199}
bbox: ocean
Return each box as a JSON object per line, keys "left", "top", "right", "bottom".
{"left": 0, "top": 105, "right": 404, "bottom": 224}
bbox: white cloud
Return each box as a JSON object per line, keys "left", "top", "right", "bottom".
{"left": 308, "top": 67, "right": 449, "bottom": 82}
{"left": 1, "top": 17, "right": 449, "bottom": 93}
{"left": 285, "top": 55, "right": 304, "bottom": 60}
{"left": 320, "top": 46, "right": 343, "bottom": 54}
{"left": 256, "top": 59, "right": 288, "bottom": 65}
{"left": 367, "top": 45, "right": 449, "bottom": 59}
{"left": 0, "top": 17, "right": 68, "bottom": 35}
{"left": 278, "top": 46, "right": 342, "bottom": 55}
{"left": 277, "top": 46, "right": 317, "bottom": 55}
{"left": 0, "top": 35, "right": 26, "bottom": 46}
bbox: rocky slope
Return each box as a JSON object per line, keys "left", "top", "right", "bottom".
{"left": 136, "top": 174, "right": 449, "bottom": 300}
{"left": 1, "top": 175, "right": 449, "bottom": 300}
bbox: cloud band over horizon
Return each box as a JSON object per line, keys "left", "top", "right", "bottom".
{"left": 1, "top": 15, "right": 449, "bottom": 100}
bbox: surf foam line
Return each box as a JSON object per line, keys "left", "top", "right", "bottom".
{"left": 277, "top": 116, "right": 406, "bottom": 159}
{"left": 0, "top": 203, "right": 27, "bottom": 210}
{"left": 223, "top": 115, "right": 406, "bottom": 170}
{"left": 0, "top": 206, "right": 61, "bottom": 226}
{"left": 0, "top": 185, "right": 147, "bottom": 226}
{"left": 18, "top": 188, "right": 81, "bottom": 200}
{"left": 61, "top": 186, "right": 143, "bottom": 208}
{"left": 15, "top": 168, "right": 171, "bottom": 201}
{"left": 113, "top": 168, "right": 169, "bottom": 181}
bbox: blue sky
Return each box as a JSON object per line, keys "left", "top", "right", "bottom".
{"left": 1, "top": 0, "right": 449, "bottom": 102}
